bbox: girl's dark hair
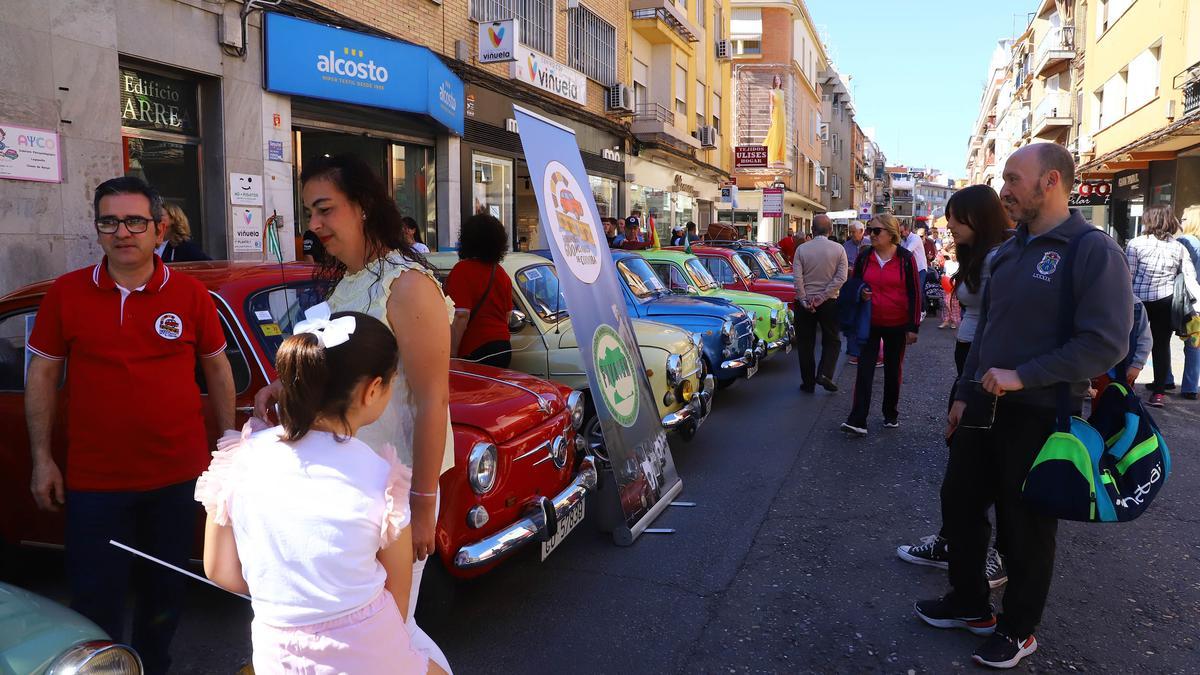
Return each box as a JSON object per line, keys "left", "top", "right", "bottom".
{"left": 299, "top": 154, "right": 427, "bottom": 290}
{"left": 457, "top": 213, "right": 509, "bottom": 264}
{"left": 275, "top": 311, "right": 398, "bottom": 442}
{"left": 947, "top": 185, "right": 1012, "bottom": 293}
{"left": 1141, "top": 204, "right": 1179, "bottom": 241}
{"left": 400, "top": 215, "right": 424, "bottom": 244}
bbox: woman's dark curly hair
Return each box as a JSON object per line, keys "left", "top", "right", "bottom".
{"left": 457, "top": 213, "right": 509, "bottom": 264}
{"left": 946, "top": 184, "right": 1012, "bottom": 293}
{"left": 299, "top": 154, "right": 427, "bottom": 292}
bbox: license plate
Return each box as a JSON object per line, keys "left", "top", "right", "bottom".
{"left": 541, "top": 498, "right": 585, "bottom": 561}
{"left": 747, "top": 361, "right": 759, "bottom": 378}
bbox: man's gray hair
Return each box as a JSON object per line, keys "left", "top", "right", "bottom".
{"left": 1034, "top": 142, "right": 1075, "bottom": 194}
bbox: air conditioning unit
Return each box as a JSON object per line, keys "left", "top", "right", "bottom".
{"left": 819, "top": 123, "right": 829, "bottom": 143}
{"left": 716, "top": 39, "right": 734, "bottom": 60}
{"left": 606, "top": 84, "right": 635, "bottom": 114}
{"left": 697, "top": 125, "right": 718, "bottom": 148}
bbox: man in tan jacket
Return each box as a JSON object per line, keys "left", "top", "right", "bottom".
{"left": 792, "top": 214, "right": 848, "bottom": 392}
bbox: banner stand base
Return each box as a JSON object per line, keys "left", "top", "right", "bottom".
{"left": 591, "top": 461, "right": 685, "bottom": 546}
{"left": 644, "top": 528, "right": 676, "bottom": 534}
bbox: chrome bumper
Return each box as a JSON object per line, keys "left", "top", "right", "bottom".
{"left": 767, "top": 336, "right": 790, "bottom": 351}
{"left": 662, "top": 374, "right": 714, "bottom": 429}
{"left": 453, "top": 456, "right": 598, "bottom": 570}
{"left": 722, "top": 340, "right": 766, "bottom": 371}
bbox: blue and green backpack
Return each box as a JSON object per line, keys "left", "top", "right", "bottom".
{"left": 1020, "top": 229, "right": 1171, "bottom": 523}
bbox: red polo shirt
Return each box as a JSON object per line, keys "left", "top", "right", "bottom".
{"left": 27, "top": 258, "right": 227, "bottom": 491}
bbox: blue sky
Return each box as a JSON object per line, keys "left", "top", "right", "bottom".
{"left": 805, "top": 0, "right": 1035, "bottom": 179}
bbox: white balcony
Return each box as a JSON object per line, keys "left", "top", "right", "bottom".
{"left": 632, "top": 102, "right": 701, "bottom": 149}
{"left": 1032, "top": 91, "right": 1071, "bottom": 138}
{"left": 1034, "top": 26, "right": 1075, "bottom": 77}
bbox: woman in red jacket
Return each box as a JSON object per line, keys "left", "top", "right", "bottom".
{"left": 446, "top": 214, "right": 514, "bottom": 368}
{"left": 841, "top": 214, "right": 921, "bottom": 436}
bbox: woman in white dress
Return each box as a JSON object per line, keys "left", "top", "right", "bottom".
{"left": 254, "top": 154, "right": 453, "bottom": 671}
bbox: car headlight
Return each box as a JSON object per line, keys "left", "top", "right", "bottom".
{"left": 566, "top": 390, "right": 585, "bottom": 430}
{"left": 665, "top": 353, "right": 683, "bottom": 388}
{"left": 49, "top": 642, "right": 142, "bottom": 675}
{"left": 468, "top": 442, "right": 498, "bottom": 494}
{"left": 770, "top": 308, "right": 780, "bottom": 326}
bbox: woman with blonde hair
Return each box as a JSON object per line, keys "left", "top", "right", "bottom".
{"left": 1178, "top": 205, "right": 1200, "bottom": 399}
{"left": 158, "top": 203, "right": 211, "bottom": 262}
{"left": 841, "top": 213, "right": 922, "bottom": 436}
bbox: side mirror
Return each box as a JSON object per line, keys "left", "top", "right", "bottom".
{"left": 508, "top": 309, "right": 530, "bottom": 332}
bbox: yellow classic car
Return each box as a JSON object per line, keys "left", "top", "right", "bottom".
{"left": 428, "top": 252, "right": 714, "bottom": 457}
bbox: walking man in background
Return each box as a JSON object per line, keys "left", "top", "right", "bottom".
{"left": 26, "top": 176, "right": 235, "bottom": 673}
{"left": 844, "top": 221, "right": 869, "bottom": 264}
{"left": 917, "top": 143, "right": 1133, "bottom": 669}
{"left": 900, "top": 220, "right": 931, "bottom": 293}
{"left": 793, "top": 214, "right": 848, "bottom": 393}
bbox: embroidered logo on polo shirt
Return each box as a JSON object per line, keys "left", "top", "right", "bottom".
{"left": 1034, "top": 251, "right": 1061, "bottom": 282}
{"left": 155, "top": 313, "right": 183, "bottom": 340}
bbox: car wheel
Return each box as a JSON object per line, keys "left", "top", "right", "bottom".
{"left": 583, "top": 412, "right": 609, "bottom": 465}
{"left": 414, "top": 554, "right": 456, "bottom": 629}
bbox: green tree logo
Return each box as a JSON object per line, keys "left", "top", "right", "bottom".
{"left": 591, "top": 324, "right": 639, "bottom": 427}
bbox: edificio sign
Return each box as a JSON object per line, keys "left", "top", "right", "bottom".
{"left": 120, "top": 68, "right": 198, "bottom": 135}
{"left": 263, "top": 13, "right": 464, "bottom": 135}
{"left": 511, "top": 45, "right": 587, "bottom": 106}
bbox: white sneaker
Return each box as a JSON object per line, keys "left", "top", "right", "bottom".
{"left": 840, "top": 422, "right": 868, "bottom": 437}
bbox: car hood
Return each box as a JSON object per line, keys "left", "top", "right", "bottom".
{"left": 638, "top": 293, "right": 737, "bottom": 319}
{"left": 449, "top": 361, "right": 566, "bottom": 445}
{"left": 0, "top": 582, "right": 108, "bottom": 673}
{"left": 714, "top": 288, "right": 786, "bottom": 311}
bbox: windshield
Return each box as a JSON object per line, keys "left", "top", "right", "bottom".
{"left": 753, "top": 249, "right": 781, "bottom": 274}
{"left": 730, "top": 254, "right": 753, "bottom": 279}
{"left": 767, "top": 249, "right": 790, "bottom": 270}
{"left": 684, "top": 258, "right": 719, "bottom": 291}
{"left": 245, "top": 282, "right": 331, "bottom": 366}
{"left": 618, "top": 258, "right": 668, "bottom": 299}
{"left": 516, "top": 264, "right": 568, "bottom": 321}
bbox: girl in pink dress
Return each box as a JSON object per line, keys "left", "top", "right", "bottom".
{"left": 197, "top": 310, "right": 447, "bottom": 674}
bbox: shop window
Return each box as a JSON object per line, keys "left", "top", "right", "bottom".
{"left": 589, "top": 175, "right": 618, "bottom": 219}
{"left": 392, "top": 143, "right": 437, "bottom": 250}
{"left": 569, "top": 5, "right": 617, "bottom": 86}
{"left": 473, "top": 154, "right": 514, "bottom": 241}
{"left": 473, "top": 0, "right": 554, "bottom": 55}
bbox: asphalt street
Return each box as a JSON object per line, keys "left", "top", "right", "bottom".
{"left": 5, "top": 320, "right": 1197, "bottom": 673}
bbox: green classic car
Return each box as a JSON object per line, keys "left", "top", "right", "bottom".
{"left": 0, "top": 581, "right": 142, "bottom": 673}
{"left": 427, "top": 252, "right": 714, "bottom": 456}
{"left": 639, "top": 249, "right": 793, "bottom": 359}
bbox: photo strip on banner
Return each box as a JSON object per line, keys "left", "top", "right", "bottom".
{"left": 512, "top": 106, "right": 682, "bottom": 544}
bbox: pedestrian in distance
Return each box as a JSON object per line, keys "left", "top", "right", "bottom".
{"left": 1178, "top": 206, "right": 1200, "bottom": 399}
{"left": 26, "top": 175, "right": 236, "bottom": 673}
{"left": 158, "top": 203, "right": 211, "bottom": 262}
{"left": 447, "top": 213, "right": 515, "bottom": 368}
{"left": 899, "top": 220, "right": 931, "bottom": 303}
{"left": 897, "top": 184, "right": 1013, "bottom": 589}
{"left": 402, "top": 216, "right": 430, "bottom": 255}
{"left": 777, "top": 226, "right": 800, "bottom": 264}
{"left": 919, "top": 143, "right": 1134, "bottom": 669}
{"left": 792, "top": 214, "right": 848, "bottom": 394}
{"left": 1124, "top": 204, "right": 1200, "bottom": 407}
{"left": 843, "top": 221, "right": 869, "bottom": 266}
{"left": 254, "top": 154, "right": 454, "bottom": 671}
{"left": 840, "top": 213, "right": 921, "bottom": 436}
{"left": 199, "top": 311, "right": 448, "bottom": 675}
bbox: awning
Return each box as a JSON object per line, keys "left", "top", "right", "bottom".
{"left": 1079, "top": 109, "right": 1200, "bottom": 175}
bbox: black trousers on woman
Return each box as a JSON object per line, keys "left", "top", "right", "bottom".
{"left": 466, "top": 340, "right": 512, "bottom": 369}
{"left": 1143, "top": 296, "right": 1175, "bottom": 393}
{"left": 846, "top": 324, "right": 908, "bottom": 427}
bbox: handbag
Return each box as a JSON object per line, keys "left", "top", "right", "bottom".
{"left": 1170, "top": 254, "right": 1197, "bottom": 336}
{"left": 1021, "top": 229, "right": 1171, "bottom": 522}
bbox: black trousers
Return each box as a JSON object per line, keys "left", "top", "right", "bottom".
{"left": 794, "top": 299, "right": 841, "bottom": 386}
{"left": 847, "top": 325, "right": 907, "bottom": 426}
{"left": 942, "top": 400, "right": 1059, "bottom": 639}
{"left": 466, "top": 340, "right": 512, "bottom": 369}
{"left": 66, "top": 480, "right": 197, "bottom": 674}
{"left": 1143, "top": 296, "right": 1175, "bottom": 393}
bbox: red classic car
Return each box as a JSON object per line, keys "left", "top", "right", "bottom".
{"left": 0, "top": 263, "right": 595, "bottom": 586}
{"left": 670, "top": 245, "right": 797, "bottom": 304}
{"left": 557, "top": 189, "right": 585, "bottom": 219}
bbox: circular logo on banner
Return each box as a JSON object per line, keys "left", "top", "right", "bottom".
{"left": 591, "top": 324, "right": 639, "bottom": 428}
{"left": 542, "top": 160, "right": 601, "bottom": 284}
{"left": 155, "top": 313, "right": 183, "bottom": 340}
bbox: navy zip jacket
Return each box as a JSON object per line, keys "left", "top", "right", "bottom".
{"left": 955, "top": 209, "right": 1133, "bottom": 409}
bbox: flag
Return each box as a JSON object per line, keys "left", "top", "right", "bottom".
{"left": 648, "top": 213, "right": 660, "bottom": 250}
{"left": 684, "top": 232, "right": 692, "bottom": 255}
{"left": 265, "top": 211, "right": 283, "bottom": 262}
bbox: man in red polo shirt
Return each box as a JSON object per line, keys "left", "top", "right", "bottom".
{"left": 25, "top": 176, "right": 234, "bottom": 673}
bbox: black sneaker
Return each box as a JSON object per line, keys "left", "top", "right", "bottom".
{"left": 914, "top": 596, "right": 996, "bottom": 635}
{"left": 986, "top": 549, "right": 1008, "bottom": 589}
{"left": 897, "top": 535, "right": 949, "bottom": 569}
{"left": 973, "top": 632, "right": 1038, "bottom": 669}
{"left": 817, "top": 375, "right": 839, "bottom": 392}
{"left": 883, "top": 419, "right": 900, "bottom": 429}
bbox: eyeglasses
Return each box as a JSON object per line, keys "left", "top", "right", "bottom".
{"left": 868, "top": 227, "right": 884, "bottom": 235}
{"left": 95, "top": 216, "right": 154, "bottom": 234}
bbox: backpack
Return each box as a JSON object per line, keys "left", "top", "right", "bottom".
{"left": 1020, "top": 229, "right": 1170, "bottom": 522}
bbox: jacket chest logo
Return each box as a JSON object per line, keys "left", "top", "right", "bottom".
{"left": 1034, "top": 252, "right": 1061, "bottom": 281}
{"left": 155, "top": 312, "right": 183, "bottom": 340}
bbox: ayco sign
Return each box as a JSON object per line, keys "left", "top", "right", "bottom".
{"left": 478, "top": 20, "right": 517, "bottom": 64}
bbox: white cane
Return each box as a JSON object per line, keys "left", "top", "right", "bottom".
{"left": 109, "top": 540, "right": 250, "bottom": 601}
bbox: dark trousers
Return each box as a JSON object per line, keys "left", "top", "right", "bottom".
{"left": 466, "top": 340, "right": 512, "bottom": 369}
{"left": 794, "top": 299, "right": 841, "bottom": 386}
{"left": 847, "top": 325, "right": 907, "bottom": 426}
{"left": 67, "top": 480, "right": 197, "bottom": 674}
{"left": 942, "top": 401, "right": 1059, "bottom": 639}
{"left": 1143, "top": 296, "right": 1175, "bottom": 393}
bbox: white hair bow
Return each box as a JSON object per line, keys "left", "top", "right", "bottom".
{"left": 293, "top": 302, "right": 356, "bottom": 349}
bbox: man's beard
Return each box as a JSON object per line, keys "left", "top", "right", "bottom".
{"left": 1006, "top": 185, "right": 1045, "bottom": 223}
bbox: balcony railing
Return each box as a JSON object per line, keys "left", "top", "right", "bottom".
{"left": 633, "top": 102, "right": 675, "bottom": 125}
{"left": 1034, "top": 92, "right": 1070, "bottom": 123}
{"left": 1034, "top": 26, "right": 1075, "bottom": 76}
{"left": 1185, "top": 79, "right": 1200, "bottom": 116}
{"left": 630, "top": 0, "right": 700, "bottom": 43}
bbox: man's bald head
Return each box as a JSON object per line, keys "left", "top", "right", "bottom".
{"left": 1013, "top": 142, "right": 1075, "bottom": 195}
{"left": 812, "top": 214, "right": 831, "bottom": 236}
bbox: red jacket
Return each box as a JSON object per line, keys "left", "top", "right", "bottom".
{"left": 851, "top": 247, "right": 921, "bottom": 332}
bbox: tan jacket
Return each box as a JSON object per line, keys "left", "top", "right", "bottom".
{"left": 792, "top": 235, "right": 848, "bottom": 305}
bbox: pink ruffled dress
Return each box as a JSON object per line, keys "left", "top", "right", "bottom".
{"left": 196, "top": 420, "right": 428, "bottom": 674}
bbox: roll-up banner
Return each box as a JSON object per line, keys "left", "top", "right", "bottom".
{"left": 512, "top": 105, "right": 682, "bottom": 544}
